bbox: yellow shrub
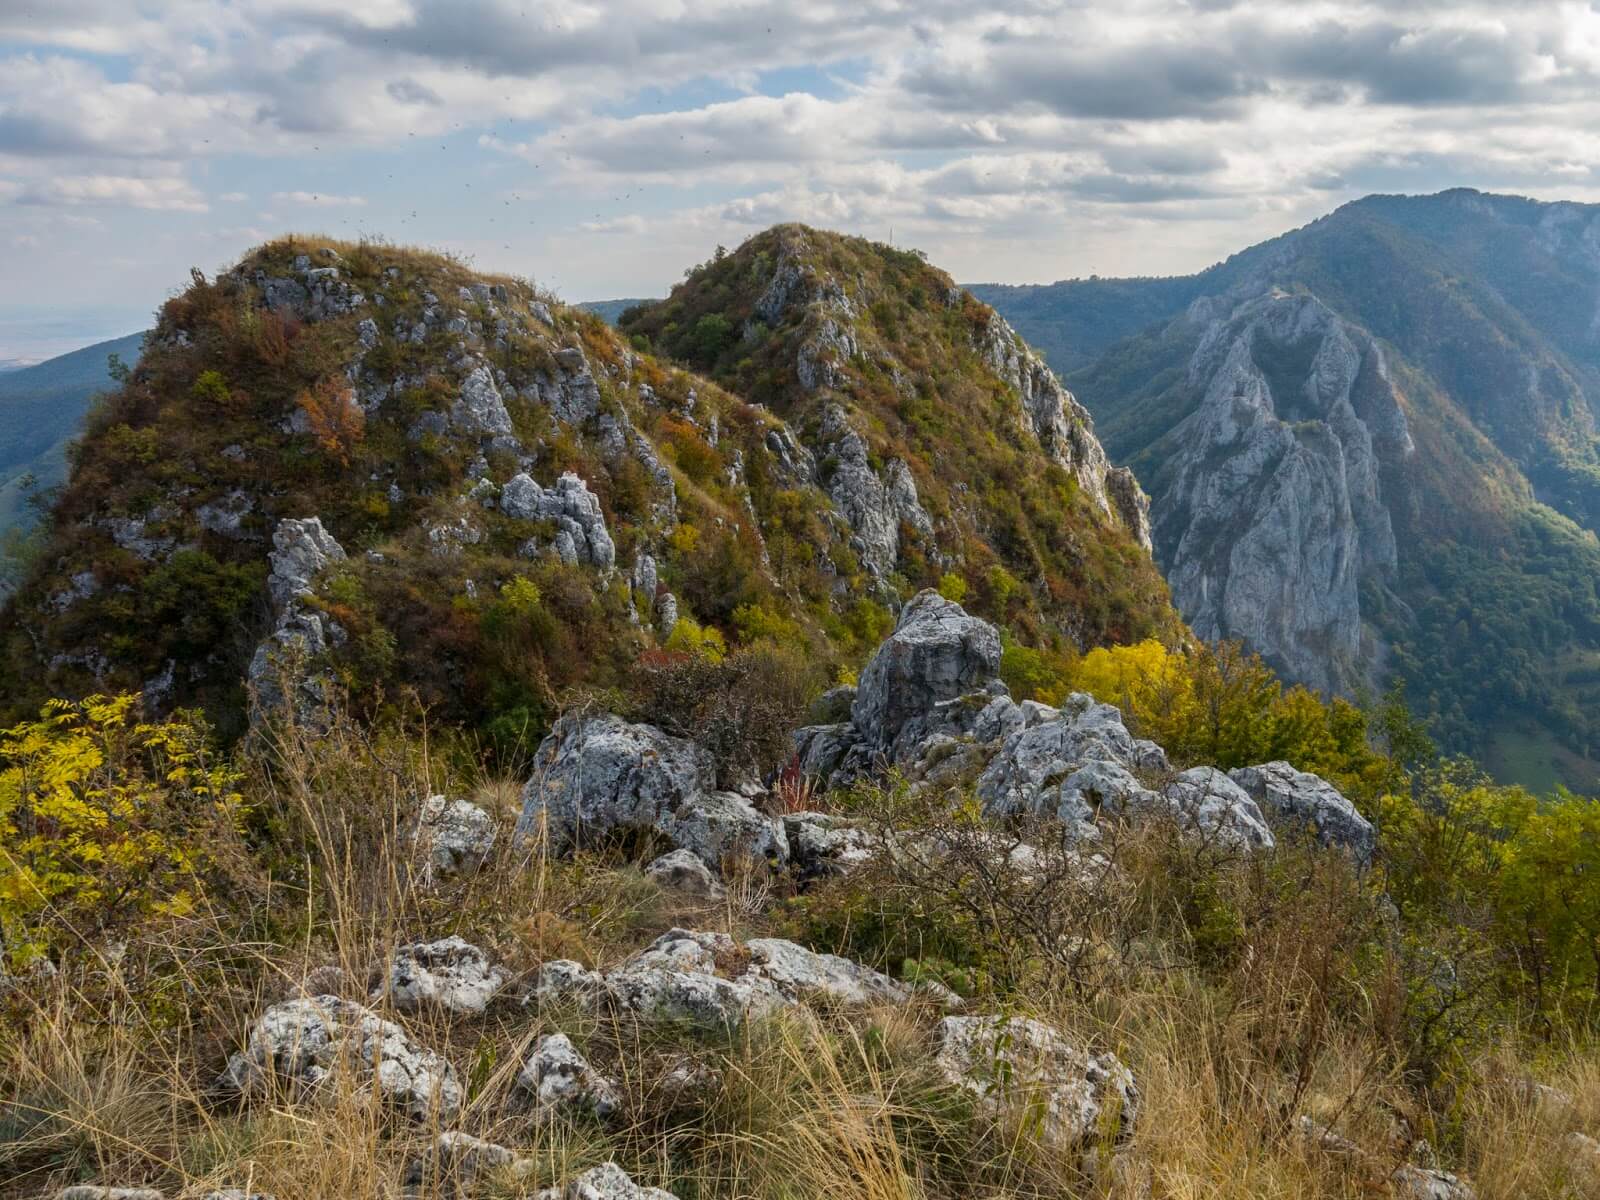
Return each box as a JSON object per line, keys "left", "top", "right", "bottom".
{"left": 0, "top": 694, "right": 246, "bottom": 967}
{"left": 665, "top": 616, "right": 727, "bottom": 663}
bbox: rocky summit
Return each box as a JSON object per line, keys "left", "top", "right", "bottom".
{"left": 0, "top": 228, "right": 1176, "bottom": 741}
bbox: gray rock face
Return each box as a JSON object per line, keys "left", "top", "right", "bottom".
{"left": 1154, "top": 292, "right": 1412, "bottom": 696}
{"left": 248, "top": 518, "right": 346, "bottom": 722}
{"left": 54, "top": 1190, "right": 165, "bottom": 1200}
{"left": 541, "top": 345, "right": 602, "bottom": 426}
{"left": 1391, "top": 1165, "right": 1477, "bottom": 1200}
{"left": 934, "top": 1014, "right": 1138, "bottom": 1150}
{"left": 817, "top": 406, "right": 929, "bottom": 578}
{"left": 645, "top": 848, "right": 727, "bottom": 899}
{"left": 1159, "top": 767, "right": 1276, "bottom": 850}
{"left": 416, "top": 795, "right": 496, "bottom": 877}
{"left": 503, "top": 472, "right": 616, "bottom": 574}
{"left": 451, "top": 364, "right": 516, "bottom": 436}
{"left": 379, "top": 937, "right": 508, "bottom": 1015}
{"left": 851, "top": 590, "right": 1004, "bottom": 752}
{"left": 515, "top": 713, "right": 787, "bottom": 868}
{"left": 516, "top": 1032, "right": 622, "bottom": 1119}
{"left": 217, "top": 994, "right": 461, "bottom": 1120}
{"left": 782, "top": 811, "right": 882, "bottom": 878}
{"left": 1228, "top": 761, "right": 1374, "bottom": 864}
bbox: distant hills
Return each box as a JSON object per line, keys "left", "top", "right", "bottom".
{"left": 0, "top": 331, "right": 145, "bottom": 547}
{"left": 979, "top": 189, "right": 1600, "bottom": 792}
{"left": 580, "top": 298, "right": 655, "bottom": 325}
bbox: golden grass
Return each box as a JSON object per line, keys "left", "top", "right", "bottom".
{"left": 4, "top": 710, "right": 1600, "bottom": 1199}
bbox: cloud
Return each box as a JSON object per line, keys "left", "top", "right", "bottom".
{"left": 16, "top": 174, "right": 208, "bottom": 211}
{"left": 270, "top": 190, "right": 368, "bottom": 207}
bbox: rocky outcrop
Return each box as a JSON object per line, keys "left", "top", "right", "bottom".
{"left": 1228, "top": 760, "right": 1375, "bottom": 864}
{"left": 1152, "top": 292, "right": 1411, "bottom": 696}
{"left": 1159, "top": 767, "right": 1276, "bottom": 850}
{"left": 502, "top": 471, "right": 617, "bottom": 574}
{"left": 851, "top": 590, "right": 1003, "bottom": 754}
{"left": 404, "top": 1132, "right": 533, "bottom": 1190}
{"left": 817, "top": 406, "right": 931, "bottom": 579}
{"left": 217, "top": 994, "right": 461, "bottom": 1120}
{"left": 516, "top": 1032, "right": 622, "bottom": 1119}
{"left": 934, "top": 1014, "right": 1138, "bottom": 1152}
{"left": 514, "top": 713, "right": 787, "bottom": 868}
{"left": 247, "top": 517, "right": 346, "bottom": 722}
{"left": 378, "top": 937, "right": 508, "bottom": 1016}
{"left": 976, "top": 311, "right": 1152, "bottom": 547}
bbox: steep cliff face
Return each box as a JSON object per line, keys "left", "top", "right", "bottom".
{"left": 621, "top": 225, "right": 1172, "bottom": 650}
{"left": 1150, "top": 292, "right": 1410, "bottom": 694}
{"left": 984, "top": 190, "right": 1600, "bottom": 789}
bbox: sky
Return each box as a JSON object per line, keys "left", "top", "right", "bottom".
{"left": 2, "top": 0, "right": 1600, "bottom": 361}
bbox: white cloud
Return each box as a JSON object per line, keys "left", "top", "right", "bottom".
{"left": 271, "top": 190, "right": 368, "bottom": 207}
{"left": 17, "top": 174, "right": 208, "bottom": 212}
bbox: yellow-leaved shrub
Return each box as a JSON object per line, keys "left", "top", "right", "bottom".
{"left": 0, "top": 693, "right": 246, "bottom": 967}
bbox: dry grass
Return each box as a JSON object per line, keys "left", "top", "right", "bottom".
{"left": 4, "top": 709, "right": 1600, "bottom": 1199}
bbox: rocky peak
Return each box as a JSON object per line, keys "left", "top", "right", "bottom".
{"left": 1154, "top": 291, "right": 1411, "bottom": 695}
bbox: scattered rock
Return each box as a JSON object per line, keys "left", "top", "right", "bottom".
{"left": 934, "top": 1014, "right": 1139, "bottom": 1152}
{"left": 217, "top": 994, "right": 461, "bottom": 1121}
{"left": 516, "top": 1032, "right": 622, "bottom": 1119}
{"left": 404, "top": 1131, "right": 532, "bottom": 1189}
{"left": 53, "top": 1190, "right": 165, "bottom": 1200}
{"left": 1390, "top": 1164, "right": 1477, "bottom": 1200}
{"left": 379, "top": 937, "right": 508, "bottom": 1016}
{"left": 553, "top": 1162, "right": 680, "bottom": 1200}
{"left": 417, "top": 795, "right": 497, "bottom": 876}
{"left": 645, "top": 848, "right": 727, "bottom": 899}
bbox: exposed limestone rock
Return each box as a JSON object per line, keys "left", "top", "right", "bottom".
{"left": 551, "top": 1162, "right": 680, "bottom": 1200}
{"left": 247, "top": 517, "right": 346, "bottom": 722}
{"left": 1155, "top": 292, "right": 1411, "bottom": 696}
{"left": 541, "top": 345, "right": 602, "bottom": 425}
{"left": 416, "top": 795, "right": 496, "bottom": 877}
{"left": 450, "top": 364, "right": 516, "bottom": 437}
{"left": 817, "top": 405, "right": 929, "bottom": 578}
{"left": 54, "top": 1190, "right": 165, "bottom": 1200}
{"left": 516, "top": 1032, "right": 622, "bottom": 1119}
{"left": 604, "top": 928, "right": 909, "bottom": 1029}
{"left": 217, "top": 994, "right": 461, "bottom": 1121}
{"left": 379, "top": 937, "right": 508, "bottom": 1016}
{"left": 404, "top": 1132, "right": 532, "bottom": 1189}
{"left": 935, "top": 1014, "right": 1138, "bottom": 1151}
{"left": 851, "top": 590, "right": 1004, "bottom": 753}
{"left": 526, "top": 960, "right": 610, "bottom": 1011}
{"left": 1390, "top": 1165, "right": 1477, "bottom": 1200}
{"left": 503, "top": 472, "right": 616, "bottom": 574}
{"left": 514, "top": 713, "right": 787, "bottom": 867}
{"left": 1105, "top": 466, "right": 1153, "bottom": 552}
{"left": 645, "top": 848, "right": 727, "bottom": 899}
{"left": 782, "top": 811, "right": 882, "bottom": 878}
{"left": 196, "top": 489, "right": 256, "bottom": 539}
{"left": 1159, "top": 768, "right": 1276, "bottom": 850}
{"left": 1228, "top": 761, "right": 1375, "bottom": 864}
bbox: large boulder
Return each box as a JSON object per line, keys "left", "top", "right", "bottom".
{"left": 217, "top": 994, "right": 461, "bottom": 1120}
{"left": 934, "top": 1014, "right": 1139, "bottom": 1151}
{"left": 977, "top": 695, "right": 1166, "bottom": 825}
{"left": 1227, "top": 761, "right": 1375, "bottom": 864}
{"left": 851, "top": 591, "right": 1003, "bottom": 753}
{"left": 502, "top": 471, "right": 616, "bottom": 573}
{"left": 1159, "top": 768, "right": 1275, "bottom": 850}
{"left": 514, "top": 713, "right": 787, "bottom": 868}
